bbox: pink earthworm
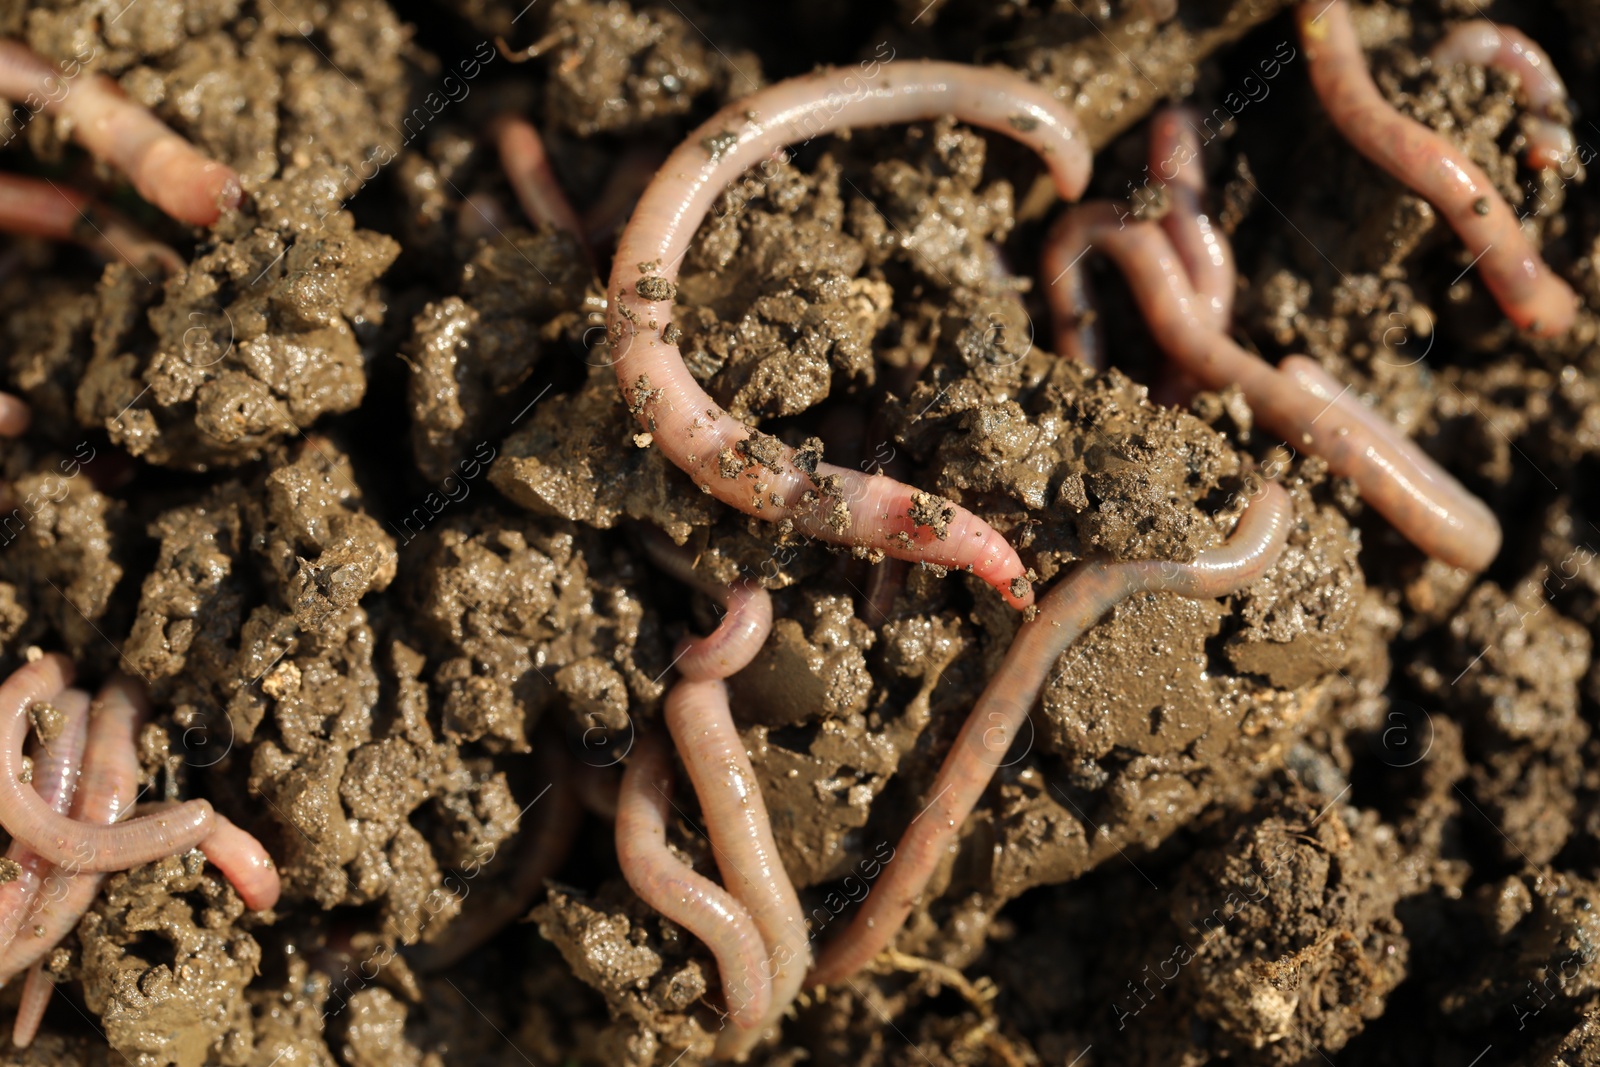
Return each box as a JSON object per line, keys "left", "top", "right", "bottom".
{"left": 128, "top": 803, "right": 280, "bottom": 912}
{"left": 0, "top": 674, "right": 148, "bottom": 989}
{"left": 1149, "top": 107, "right": 1233, "bottom": 332}
{"left": 0, "top": 393, "right": 27, "bottom": 437}
{"left": 1054, "top": 106, "right": 1236, "bottom": 374}
{"left": 642, "top": 529, "right": 773, "bottom": 682}
{"left": 1, "top": 673, "right": 279, "bottom": 1049}
{"left": 1430, "top": 21, "right": 1573, "bottom": 171}
{"left": 1297, "top": 2, "right": 1577, "bottom": 336}
{"left": 492, "top": 114, "right": 587, "bottom": 244}
{"left": 0, "top": 174, "right": 183, "bottom": 270}
{"left": 413, "top": 749, "right": 581, "bottom": 971}
{"left": 2, "top": 675, "right": 130, "bottom": 1047}
{"left": 0, "top": 687, "right": 89, "bottom": 958}
{"left": 1042, "top": 203, "right": 1502, "bottom": 571}
{"left": 3, "top": 686, "right": 89, "bottom": 1051}
{"left": 1043, "top": 200, "right": 1193, "bottom": 372}
{"left": 0, "top": 39, "right": 241, "bottom": 227}
{"left": 609, "top": 61, "right": 1095, "bottom": 612}
{"left": 664, "top": 678, "right": 810, "bottom": 1057}
{"left": 809, "top": 481, "right": 1295, "bottom": 986}
{"left": 616, "top": 732, "right": 773, "bottom": 1034}
{"left": 12, "top": 960, "right": 51, "bottom": 1046}
{"left": 0, "top": 657, "right": 215, "bottom": 873}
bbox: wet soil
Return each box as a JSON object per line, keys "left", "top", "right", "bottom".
{"left": 2, "top": 0, "right": 1599, "bottom": 1064}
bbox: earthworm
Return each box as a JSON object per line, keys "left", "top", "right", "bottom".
{"left": 1297, "top": 2, "right": 1577, "bottom": 336}
{"left": 0, "top": 656, "right": 215, "bottom": 872}
{"left": 0, "top": 672, "right": 279, "bottom": 1024}
{"left": 609, "top": 61, "right": 1094, "bottom": 611}
{"left": 1043, "top": 201, "right": 1193, "bottom": 373}
{"left": 664, "top": 678, "right": 810, "bottom": 1057}
{"left": 1430, "top": 21, "right": 1573, "bottom": 171}
{"left": 492, "top": 114, "right": 586, "bottom": 242}
{"left": 615, "top": 732, "right": 773, "bottom": 1033}
{"left": 1, "top": 687, "right": 88, "bottom": 1050}
{"left": 0, "top": 39, "right": 241, "bottom": 227}
{"left": 642, "top": 529, "right": 773, "bottom": 681}
{"left": 0, "top": 174, "right": 183, "bottom": 271}
{"left": 127, "top": 804, "right": 280, "bottom": 912}
{"left": 201, "top": 816, "right": 279, "bottom": 910}
{"left": 0, "top": 687, "right": 89, "bottom": 959}
{"left": 1054, "top": 107, "right": 1236, "bottom": 375}
{"left": 809, "top": 481, "right": 1295, "bottom": 986}
{"left": 12, "top": 959, "right": 51, "bottom": 1046}
{"left": 1042, "top": 203, "right": 1502, "bottom": 571}
{"left": 1149, "top": 107, "right": 1233, "bottom": 332}
{"left": 0, "top": 675, "right": 149, "bottom": 989}
{"left": 413, "top": 748, "right": 581, "bottom": 971}
{"left": 0, "top": 392, "right": 27, "bottom": 437}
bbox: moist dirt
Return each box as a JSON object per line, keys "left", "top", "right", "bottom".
{"left": 1, "top": 0, "right": 1599, "bottom": 1064}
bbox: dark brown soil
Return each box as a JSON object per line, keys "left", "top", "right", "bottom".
{"left": 2, "top": 0, "right": 1599, "bottom": 1064}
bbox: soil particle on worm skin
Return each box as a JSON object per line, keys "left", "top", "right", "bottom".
{"left": 4, "top": 0, "right": 1600, "bottom": 1063}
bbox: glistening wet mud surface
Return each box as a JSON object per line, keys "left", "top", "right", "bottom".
{"left": 2, "top": 0, "right": 1600, "bottom": 1063}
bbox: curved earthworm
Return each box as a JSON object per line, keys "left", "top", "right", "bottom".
{"left": 642, "top": 530, "right": 774, "bottom": 682}
{"left": 0, "top": 393, "right": 28, "bottom": 437}
{"left": 1045, "top": 105, "right": 1232, "bottom": 376}
{"left": 1042, "top": 202, "right": 1502, "bottom": 571}
{"left": 609, "top": 61, "right": 1094, "bottom": 611}
{"left": 195, "top": 811, "right": 280, "bottom": 912}
{"left": 492, "top": 114, "right": 587, "bottom": 243}
{"left": 0, "top": 674, "right": 146, "bottom": 987}
{"left": 664, "top": 678, "right": 810, "bottom": 1058}
{"left": 616, "top": 732, "right": 773, "bottom": 1033}
{"left": 0, "top": 657, "right": 215, "bottom": 873}
{"left": 809, "top": 482, "right": 1296, "bottom": 986}
{"left": 0, "top": 39, "right": 241, "bottom": 227}
{"left": 0, "top": 174, "right": 183, "bottom": 271}
{"left": 0, "top": 684, "right": 90, "bottom": 1050}
{"left": 0, "top": 687, "right": 89, "bottom": 955}
{"left": 1297, "top": 2, "right": 1577, "bottom": 336}
{"left": 1430, "top": 21, "right": 1573, "bottom": 170}
{"left": 0, "top": 672, "right": 279, "bottom": 1043}
{"left": 1149, "top": 106, "right": 1233, "bottom": 332}
{"left": 413, "top": 749, "right": 581, "bottom": 971}
{"left": 126, "top": 803, "right": 280, "bottom": 912}
{"left": 5, "top": 687, "right": 90, "bottom": 1051}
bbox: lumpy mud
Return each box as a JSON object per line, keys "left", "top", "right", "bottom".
{"left": 1, "top": 0, "right": 1599, "bottom": 1064}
